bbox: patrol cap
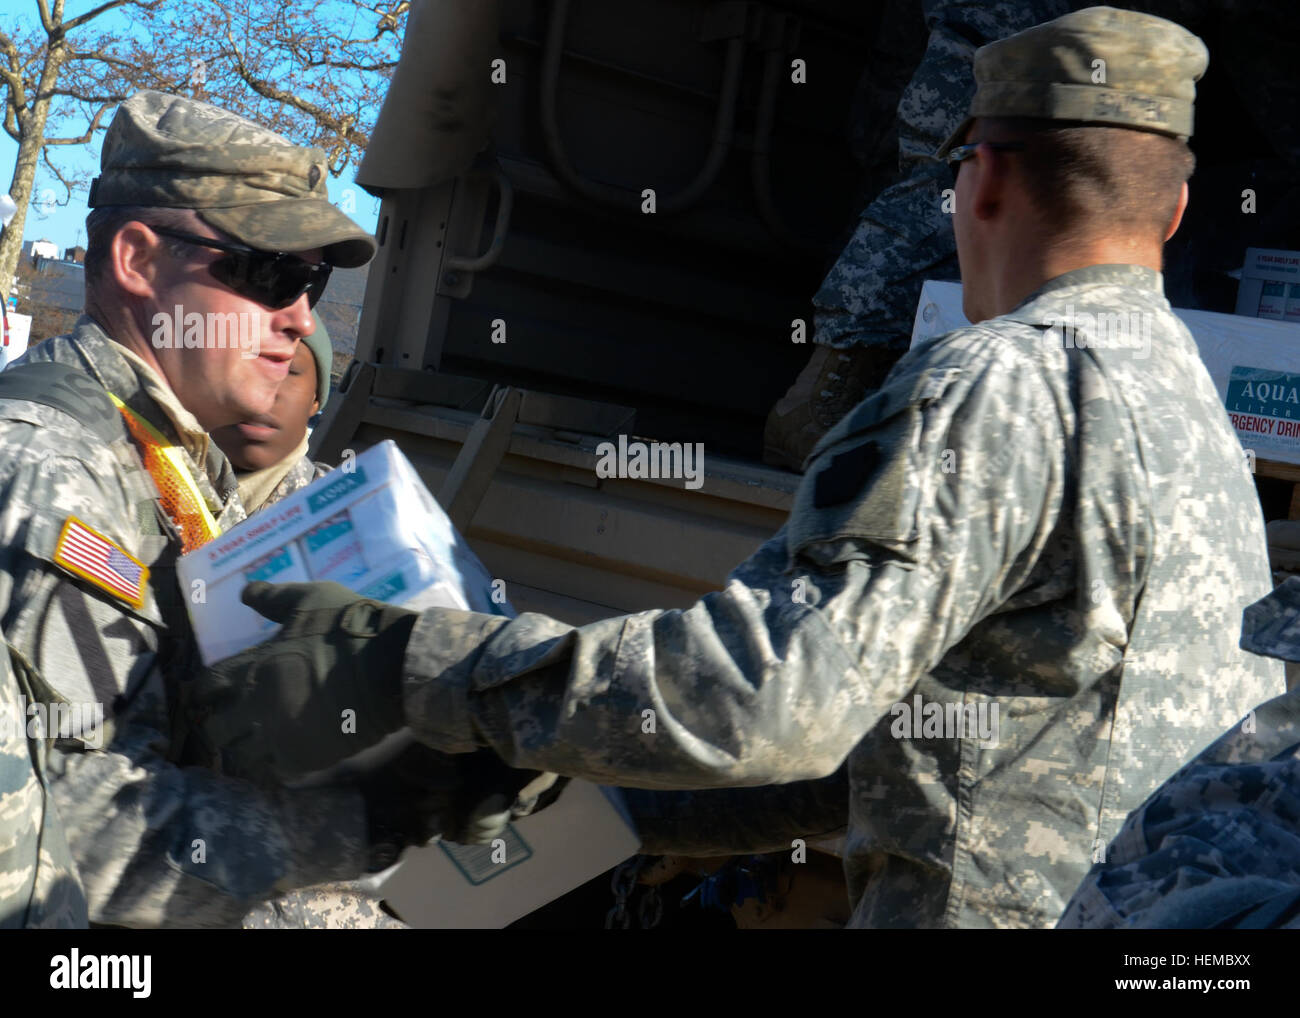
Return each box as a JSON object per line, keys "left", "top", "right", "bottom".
{"left": 304, "top": 311, "right": 333, "bottom": 411}
{"left": 935, "top": 6, "right": 1208, "bottom": 159}
{"left": 89, "top": 90, "right": 376, "bottom": 267}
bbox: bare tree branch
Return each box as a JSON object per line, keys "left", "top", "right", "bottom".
{"left": 222, "top": 21, "right": 370, "bottom": 149}
{"left": 62, "top": 49, "right": 152, "bottom": 71}
{"left": 62, "top": 0, "right": 161, "bottom": 36}
{"left": 266, "top": 2, "right": 405, "bottom": 71}
{"left": 2, "top": 0, "right": 407, "bottom": 294}
{"left": 36, "top": 0, "right": 56, "bottom": 36}
{"left": 369, "top": 1, "right": 411, "bottom": 37}
{"left": 0, "top": 62, "right": 22, "bottom": 96}
{"left": 43, "top": 101, "right": 116, "bottom": 144}
{"left": 0, "top": 32, "right": 24, "bottom": 94}
{"left": 43, "top": 88, "right": 131, "bottom": 104}
{"left": 40, "top": 144, "right": 77, "bottom": 204}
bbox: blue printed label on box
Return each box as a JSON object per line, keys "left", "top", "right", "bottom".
{"left": 1225, "top": 366, "right": 1300, "bottom": 457}
{"left": 360, "top": 570, "right": 408, "bottom": 602}
{"left": 244, "top": 546, "right": 293, "bottom": 582}
{"left": 305, "top": 513, "right": 354, "bottom": 553}
{"left": 308, "top": 468, "right": 367, "bottom": 513}
{"left": 438, "top": 825, "right": 532, "bottom": 885}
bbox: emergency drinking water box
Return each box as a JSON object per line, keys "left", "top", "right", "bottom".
{"left": 1235, "top": 249, "right": 1300, "bottom": 322}
{"left": 178, "top": 439, "right": 509, "bottom": 664}
{"left": 179, "top": 440, "right": 642, "bottom": 927}
{"left": 911, "top": 279, "right": 1300, "bottom": 466}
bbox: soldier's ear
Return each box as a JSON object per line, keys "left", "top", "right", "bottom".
{"left": 111, "top": 222, "right": 169, "bottom": 300}
{"left": 1164, "top": 181, "right": 1189, "bottom": 242}
{"left": 968, "top": 141, "right": 1012, "bottom": 224}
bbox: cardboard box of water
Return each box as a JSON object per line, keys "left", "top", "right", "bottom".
{"left": 370, "top": 779, "right": 641, "bottom": 928}
{"left": 1235, "top": 248, "right": 1300, "bottom": 322}
{"left": 179, "top": 440, "right": 642, "bottom": 925}
{"left": 179, "top": 440, "right": 509, "bottom": 665}
{"left": 910, "top": 278, "right": 1300, "bottom": 466}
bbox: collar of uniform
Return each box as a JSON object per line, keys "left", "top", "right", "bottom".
{"left": 43, "top": 317, "right": 243, "bottom": 526}
{"left": 1011, "top": 263, "right": 1164, "bottom": 310}
{"left": 112, "top": 344, "right": 207, "bottom": 453}
{"left": 237, "top": 436, "right": 311, "bottom": 515}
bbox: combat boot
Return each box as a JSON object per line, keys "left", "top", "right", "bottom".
{"left": 762, "top": 344, "right": 895, "bottom": 471}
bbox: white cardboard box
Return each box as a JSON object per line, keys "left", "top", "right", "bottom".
{"left": 370, "top": 780, "right": 641, "bottom": 928}
{"left": 1235, "top": 248, "right": 1300, "bottom": 322}
{"left": 910, "top": 279, "right": 1300, "bottom": 466}
{"left": 179, "top": 440, "right": 511, "bottom": 664}
{"left": 180, "top": 440, "right": 642, "bottom": 925}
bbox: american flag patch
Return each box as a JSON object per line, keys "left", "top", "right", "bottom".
{"left": 52, "top": 517, "right": 149, "bottom": 609}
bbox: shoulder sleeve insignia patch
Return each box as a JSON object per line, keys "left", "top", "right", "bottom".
{"left": 52, "top": 516, "right": 149, "bottom": 609}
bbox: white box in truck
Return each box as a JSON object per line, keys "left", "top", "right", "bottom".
{"left": 911, "top": 279, "right": 1300, "bottom": 466}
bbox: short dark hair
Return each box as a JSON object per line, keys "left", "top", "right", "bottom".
{"left": 83, "top": 205, "right": 203, "bottom": 294}
{"left": 977, "top": 117, "right": 1197, "bottom": 240}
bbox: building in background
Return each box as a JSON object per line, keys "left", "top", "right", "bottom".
{"left": 20, "top": 238, "right": 58, "bottom": 262}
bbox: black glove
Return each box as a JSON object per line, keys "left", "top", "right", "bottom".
{"left": 358, "top": 743, "right": 570, "bottom": 871}
{"left": 189, "top": 581, "right": 417, "bottom": 780}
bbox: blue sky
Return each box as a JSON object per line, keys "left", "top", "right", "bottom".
{"left": 0, "top": 1, "right": 386, "bottom": 253}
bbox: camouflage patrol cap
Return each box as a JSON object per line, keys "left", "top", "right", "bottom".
{"left": 935, "top": 6, "right": 1208, "bottom": 159}
{"left": 89, "top": 91, "right": 375, "bottom": 267}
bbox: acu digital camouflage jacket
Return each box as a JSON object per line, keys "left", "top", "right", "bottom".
{"left": 393, "top": 264, "right": 1283, "bottom": 928}
{"left": 0, "top": 318, "right": 371, "bottom": 928}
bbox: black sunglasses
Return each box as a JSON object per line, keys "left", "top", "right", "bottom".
{"left": 943, "top": 140, "right": 1027, "bottom": 184}
{"left": 150, "top": 227, "right": 332, "bottom": 310}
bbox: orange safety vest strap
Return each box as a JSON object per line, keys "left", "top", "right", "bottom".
{"left": 109, "top": 395, "right": 219, "bottom": 552}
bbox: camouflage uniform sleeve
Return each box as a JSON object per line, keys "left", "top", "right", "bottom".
{"left": 240, "top": 458, "right": 395, "bottom": 930}
{"left": 0, "top": 410, "right": 370, "bottom": 928}
{"left": 0, "top": 626, "right": 88, "bottom": 928}
{"left": 0, "top": 635, "right": 41, "bottom": 928}
{"left": 46, "top": 737, "right": 369, "bottom": 928}
{"left": 619, "top": 765, "right": 849, "bottom": 856}
{"left": 242, "top": 882, "right": 408, "bottom": 929}
{"left": 400, "top": 340, "right": 1066, "bottom": 789}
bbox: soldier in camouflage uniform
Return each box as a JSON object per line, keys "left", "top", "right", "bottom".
{"left": 765, "top": 0, "right": 1300, "bottom": 470}
{"left": 1059, "top": 580, "right": 1300, "bottom": 929}
{"left": 0, "top": 90, "right": 543, "bottom": 928}
{"left": 0, "top": 91, "right": 379, "bottom": 928}
{"left": 197, "top": 7, "right": 1284, "bottom": 929}
{"left": 764, "top": 0, "right": 1067, "bottom": 469}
